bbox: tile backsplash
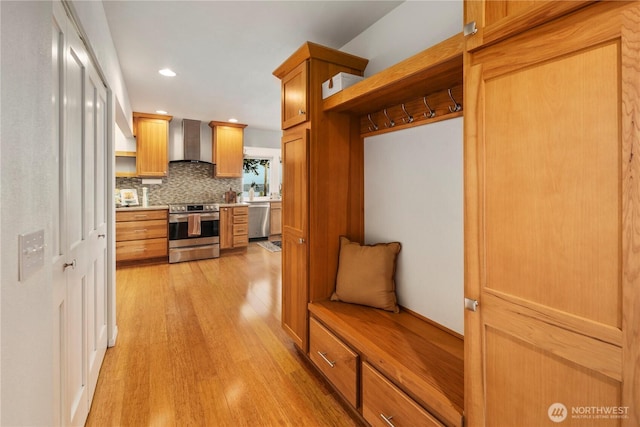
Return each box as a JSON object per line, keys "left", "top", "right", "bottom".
{"left": 115, "top": 162, "right": 241, "bottom": 205}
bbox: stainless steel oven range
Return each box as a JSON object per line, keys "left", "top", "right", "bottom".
{"left": 168, "top": 203, "right": 220, "bottom": 263}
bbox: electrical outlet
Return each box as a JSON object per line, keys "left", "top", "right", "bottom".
{"left": 19, "top": 229, "right": 45, "bottom": 282}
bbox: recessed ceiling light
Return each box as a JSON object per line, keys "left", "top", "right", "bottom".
{"left": 158, "top": 68, "right": 176, "bottom": 77}
{"left": 228, "top": 118, "right": 238, "bottom": 123}
{"left": 156, "top": 110, "right": 168, "bottom": 114}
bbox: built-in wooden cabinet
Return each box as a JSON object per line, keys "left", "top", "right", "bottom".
{"left": 115, "top": 151, "right": 136, "bottom": 178}
{"left": 269, "top": 201, "right": 282, "bottom": 237}
{"left": 309, "top": 301, "right": 464, "bottom": 426}
{"left": 209, "top": 121, "right": 247, "bottom": 178}
{"left": 362, "top": 362, "right": 443, "bottom": 427}
{"left": 274, "top": 43, "right": 368, "bottom": 352}
{"left": 309, "top": 318, "right": 358, "bottom": 407}
{"left": 115, "top": 209, "right": 168, "bottom": 263}
{"left": 220, "top": 205, "right": 249, "bottom": 250}
{"left": 463, "top": 0, "right": 592, "bottom": 52}
{"left": 281, "top": 61, "right": 308, "bottom": 129}
{"left": 464, "top": 1, "right": 640, "bottom": 425}
{"left": 133, "top": 112, "right": 172, "bottom": 177}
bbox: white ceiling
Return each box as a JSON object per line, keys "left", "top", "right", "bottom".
{"left": 102, "top": 1, "right": 403, "bottom": 131}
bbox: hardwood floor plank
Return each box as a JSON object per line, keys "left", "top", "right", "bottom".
{"left": 86, "top": 243, "right": 363, "bottom": 426}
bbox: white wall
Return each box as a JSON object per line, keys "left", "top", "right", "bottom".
{"left": 245, "top": 127, "right": 281, "bottom": 149}
{"left": 68, "top": 0, "right": 134, "bottom": 134}
{"left": 343, "top": 1, "right": 462, "bottom": 76}
{"left": 0, "top": 1, "right": 130, "bottom": 423}
{"left": 342, "top": 1, "right": 464, "bottom": 334}
{"left": 365, "top": 120, "right": 463, "bottom": 333}
{"left": 1, "top": 2, "right": 57, "bottom": 424}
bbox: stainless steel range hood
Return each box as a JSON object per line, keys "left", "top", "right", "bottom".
{"left": 170, "top": 119, "right": 214, "bottom": 165}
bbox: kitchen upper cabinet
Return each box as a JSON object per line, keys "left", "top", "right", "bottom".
{"left": 133, "top": 112, "right": 172, "bottom": 177}
{"left": 464, "top": 0, "right": 592, "bottom": 51}
{"left": 209, "top": 121, "right": 247, "bottom": 178}
{"left": 464, "top": 1, "right": 640, "bottom": 425}
{"left": 281, "top": 61, "right": 308, "bottom": 129}
{"left": 274, "top": 42, "right": 368, "bottom": 352}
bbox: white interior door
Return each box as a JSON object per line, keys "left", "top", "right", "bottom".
{"left": 52, "top": 3, "right": 108, "bottom": 425}
{"left": 85, "top": 63, "right": 109, "bottom": 404}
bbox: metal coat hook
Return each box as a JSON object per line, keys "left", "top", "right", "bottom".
{"left": 401, "top": 104, "right": 414, "bottom": 123}
{"left": 423, "top": 96, "right": 436, "bottom": 118}
{"left": 448, "top": 88, "right": 462, "bottom": 113}
{"left": 367, "top": 113, "right": 379, "bottom": 132}
{"left": 383, "top": 109, "right": 395, "bottom": 127}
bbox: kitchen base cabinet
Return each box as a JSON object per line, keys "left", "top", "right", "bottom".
{"left": 116, "top": 208, "right": 168, "bottom": 264}
{"left": 269, "top": 201, "right": 282, "bottom": 238}
{"left": 220, "top": 205, "right": 249, "bottom": 251}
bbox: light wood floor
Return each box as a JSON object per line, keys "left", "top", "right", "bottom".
{"left": 86, "top": 243, "right": 362, "bottom": 426}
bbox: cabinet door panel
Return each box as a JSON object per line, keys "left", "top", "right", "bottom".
{"left": 136, "top": 118, "right": 168, "bottom": 177}
{"left": 281, "top": 61, "right": 308, "bottom": 129}
{"left": 465, "top": 0, "right": 592, "bottom": 51}
{"left": 213, "top": 126, "right": 243, "bottom": 178}
{"left": 464, "top": 2, "right": 640, "bottom": 425}
{"left": 281, "top": 130, "right": 309, "bottom": 350}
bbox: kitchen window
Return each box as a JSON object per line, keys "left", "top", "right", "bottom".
{"left": 243, "top": 158, "right": 270, "bottom": 196}
{"left": 243, "top": 147, "right": 282, "bottom": 199}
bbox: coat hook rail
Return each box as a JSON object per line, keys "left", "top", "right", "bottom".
{"left": 448, "top": 88, "right": 462, "bottom": 113}
{"left": 423, "top": 96, "right": 436, "bottom": 118}
{"left": 401, "top": 104, "right": 414, "bottom": 123}
{"left": 383, "top": 109, "right": 395, "bottom": 127}
{"left": 367, "top": 113, "right": 379, "bottom": 131}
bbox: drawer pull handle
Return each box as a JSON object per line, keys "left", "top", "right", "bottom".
{"left": 380, "top": 413, "right": 396, "bottom": 427}
{"left": 134, "top": 214, "right": 148, "bottom": 218}
{"left": 317, "top": 351, "right": 335, "bottom": 368}
{"left": 134, "top": 229, "right": 148, "bottom": 233}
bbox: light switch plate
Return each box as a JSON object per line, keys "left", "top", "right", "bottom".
{"left": 19, "top": 229, "right": 45, "bottom": 282}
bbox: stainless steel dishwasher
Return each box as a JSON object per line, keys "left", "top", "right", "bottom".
{"left": 248, "top": 202, "right": 270, "bottom": 239}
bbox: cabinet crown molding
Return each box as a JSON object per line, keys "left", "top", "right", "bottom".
{"left": 273, "top": 41, "right": 368, "bottom": 79}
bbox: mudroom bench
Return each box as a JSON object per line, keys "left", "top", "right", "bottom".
{"left": 308, "top": 300, "right": 464, "bottom": 427}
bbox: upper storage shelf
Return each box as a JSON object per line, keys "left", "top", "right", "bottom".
{"left": 322, "top": 32, "right": 464, "bottom": 115}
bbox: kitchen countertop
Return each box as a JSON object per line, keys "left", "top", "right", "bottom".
{"left": 219, "top": 202, "right": 249, "bottom": 207}
{"left": 116, "top": 205, "right": 168, "bottom": 212}
{"left": 240, "top": 199, "right": 281, "bottom": 204}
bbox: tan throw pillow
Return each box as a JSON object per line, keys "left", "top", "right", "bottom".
{"left": 331, "top": 236, "right": 401, "bottom": 313}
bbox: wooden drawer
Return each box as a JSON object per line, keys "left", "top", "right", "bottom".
{"left": 233, "top": 223, "right": 248, "bottom": 236}
{"left": 233, "top": 214, "right": 248, "bottom": 224}
{"left": 115, "top": 237, "right": 168, "bottom": 262}
{"left": 233, "top": 206, "right": 249, "bottom": 216}
{"left": 232, "top": 234, "right": 248, "bottom": 247}
{"left": 116, "top": 219, "right": 167, "bottom": 241}
{"left": 116, "top": 209, "right": 167, "bottom": 222}
{"left": 362, "top": 362, "right": 444, "bottom": 427}
{"left": 309, "top": 317, "right": 358, "bottom": 407}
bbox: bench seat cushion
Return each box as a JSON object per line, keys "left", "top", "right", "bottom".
{"left": 331, "top": 236, "right": 401, "bottom": 312}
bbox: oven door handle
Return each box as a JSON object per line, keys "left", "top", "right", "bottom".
{"left": 169, "top": 213, "right": 219, "bottom": 223}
